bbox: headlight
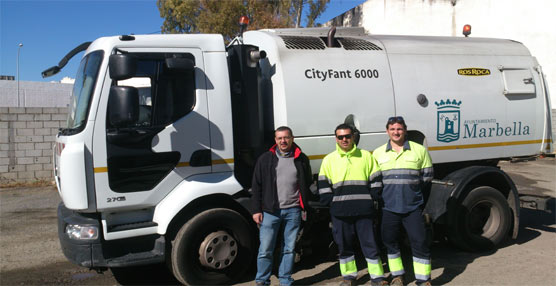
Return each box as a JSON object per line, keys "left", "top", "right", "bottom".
{"left": 65, "top": 224, "right": 99, "bottom": 240}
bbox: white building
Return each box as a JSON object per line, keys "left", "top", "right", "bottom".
{"left": 327, "top": 0, "right": 556, "bottom": 107}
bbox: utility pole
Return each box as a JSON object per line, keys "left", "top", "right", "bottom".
{"left": 17, "top": 43, "right": 23, "bottom": 107}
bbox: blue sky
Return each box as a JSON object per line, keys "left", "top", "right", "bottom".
{"left": 1, "top": 0, "right": 365, "bottom": 83}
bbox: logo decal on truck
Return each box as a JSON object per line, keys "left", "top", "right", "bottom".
{"left": 463, "top": 120, "right": 530, "bottom": 138}
{"left": 457, "top": 68, "right": 491, "bottom": 76}
{"left": 435, "top": 98, "right": 532, "bottom": 143}
{"left": 436, "top": 99, "right": 462, "bottom": 142}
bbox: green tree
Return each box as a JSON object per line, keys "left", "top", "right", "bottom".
{"left": 306, "top": 0, "right": 329, "bottom": 27}
{"left": 157, "top": 0, "right": 330, "bottom": 39}
{"left": 293, "top": 0, "right": 304, "bottom": 28}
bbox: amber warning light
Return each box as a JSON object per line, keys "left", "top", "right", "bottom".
{"left": 463, "top": 24, "right": 472, "bottom": 37}
{"left": 239, "top": 16, "right": 250, "bottom": 37}
{"left": 239, "top": 16, "right": 250, "bottom": 26}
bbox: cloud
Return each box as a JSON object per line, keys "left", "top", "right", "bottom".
{"left": 60, "top": 77, "right": 75, "bottom": 84}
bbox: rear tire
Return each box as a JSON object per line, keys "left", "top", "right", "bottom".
{"left": 170, "top": 208, "right": 255, "bottom": 285}
{"left": 449, "top": 186, "right": 511, "bottom": 251}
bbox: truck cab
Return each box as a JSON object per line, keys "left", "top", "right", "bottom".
{"left": 54, "top": 34, "right": 260, "bottom": 284}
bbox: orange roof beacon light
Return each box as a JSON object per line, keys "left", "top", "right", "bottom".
{"left": 463, "top": 24, "right": 472, "bottom": 37}
{"left": 239, "top": 16, "right": 250, "bottom": 37}
{"left": 239, "top": 16, "right": 250, "bottom": 26}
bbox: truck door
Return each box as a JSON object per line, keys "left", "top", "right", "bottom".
{"left": 91, "top": 48, "right": 211, "bottom": 211}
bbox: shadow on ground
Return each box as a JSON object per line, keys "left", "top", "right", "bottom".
{"left": 291, "top": 199, "right": 555, "bottom": 286}
{"left": 430, "top": 200, "right": 555, "bottom": 285}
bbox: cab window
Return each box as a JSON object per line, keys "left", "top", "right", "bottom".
{"left": 109, "top": 52, "right": 196, "bottom": 128}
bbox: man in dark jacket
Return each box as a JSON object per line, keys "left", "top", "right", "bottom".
{"left": 251, "top": 126, "right": 312, "bottom": 286}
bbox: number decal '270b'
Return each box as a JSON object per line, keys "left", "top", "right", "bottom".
{"left": 107, "top": 196, "right": 126, "bottom": 203}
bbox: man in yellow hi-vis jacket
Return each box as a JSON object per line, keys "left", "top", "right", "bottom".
{"left": 373, "top": 116, "right": 434, "bottom": 286}
{"left": 318, "top": 123, "right": 387, "bottom": 286}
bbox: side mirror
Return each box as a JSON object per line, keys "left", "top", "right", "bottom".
{"left": 165, "top": 57, "right": 194, "bottom": 72}
{"left": 109, "top": 54, "right": 137, "bottom": 80}
{"left": 41, "top": 66, "right": 61, "bottom": 78}
{"left": 108, "top": 86, "right": 139, "bottom": 127}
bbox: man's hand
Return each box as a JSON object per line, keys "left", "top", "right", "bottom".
{"left": 252, "top": 213, "right": 263, "bottom": 225}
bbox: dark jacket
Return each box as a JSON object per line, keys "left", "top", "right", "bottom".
{"left": 251, "top": 143, "right": 313, "bottom": 215}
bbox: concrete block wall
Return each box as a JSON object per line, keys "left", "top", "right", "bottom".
{"left": 0, "top": 107, "right": 68, "bottom": 184}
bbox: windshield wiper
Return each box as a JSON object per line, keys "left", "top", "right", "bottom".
{"left": 59, "top": 127, "right": 79, "bottom": 136}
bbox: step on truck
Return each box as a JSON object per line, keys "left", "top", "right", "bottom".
{"left": 43, "top": 21, "right": 553, "bottom": 285}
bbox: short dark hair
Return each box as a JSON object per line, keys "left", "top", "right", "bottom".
{"left": 335, "top": 123, "right": 354, "bottom": 135}
{"left": 386, "top": 116, "right": 407, "bottom": 130}
{"left": 275, "top": 126, "right": 293, "bottom": 137}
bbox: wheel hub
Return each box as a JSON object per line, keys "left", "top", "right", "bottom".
{"left": 198, "top": 231, "right": 238, "bottom": 269}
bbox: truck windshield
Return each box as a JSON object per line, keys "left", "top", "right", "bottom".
{"left": 63, "top": 50, "right": 104, "bottom": 135}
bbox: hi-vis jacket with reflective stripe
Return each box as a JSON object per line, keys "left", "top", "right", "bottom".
{"left": 318, "top": 144, "right": 382, "bottom": 217}
{"left": 373, "top": 140, "right": 433, "bottom": 214}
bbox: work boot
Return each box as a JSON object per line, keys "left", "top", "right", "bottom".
{"left": 340, "top": 279, "right": 356, "bottom": 286}
{"left": 370, "top": 280, "right": 389, "bottom": 286}
{"left": 417, "top": 281, "right": 432, "bottom": 286}
{"left": 390, "top": 276, "right": 404, "bottom": 286}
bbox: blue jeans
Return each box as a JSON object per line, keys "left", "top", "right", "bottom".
{"left": 255, "top": 207, "right": 301, "bottom": 286}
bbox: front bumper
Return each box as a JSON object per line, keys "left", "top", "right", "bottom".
{"left": 57, "top": 203, "right": 165, "bottom": 269}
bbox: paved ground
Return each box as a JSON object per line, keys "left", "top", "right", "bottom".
{"left": 0, "top": 157, "right": 554, "bottom": 285}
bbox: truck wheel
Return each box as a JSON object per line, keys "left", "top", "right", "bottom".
{"left": 171, "top": 208, "right": 255, "bottom": 285}
{"left": 450, "top": 186, "right": 511, "bottom": 251}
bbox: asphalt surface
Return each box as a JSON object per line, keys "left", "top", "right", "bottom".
{"left": 0, "top": 157, "right": 554, "bottom": 285}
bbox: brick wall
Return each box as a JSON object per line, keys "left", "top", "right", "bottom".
{"left": 0, "top": 107, "right": 68, "bottom": 184}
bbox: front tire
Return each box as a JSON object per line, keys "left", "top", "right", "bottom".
{"left": 171, "top": 208, "right": 255, "bottom": 285}
{"left": 449, "top": 186, "right": 512, "bottom": 251}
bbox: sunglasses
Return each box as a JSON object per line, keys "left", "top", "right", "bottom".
{"left": 336, "top": 134, "right": 352, "bottom": 140}
{"left": 388, "top": 116, "right": 405, "bottom": 122}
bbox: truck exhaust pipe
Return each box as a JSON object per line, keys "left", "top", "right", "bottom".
{"left": 327, "top": 26, "right": 337, "bottom": 48}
